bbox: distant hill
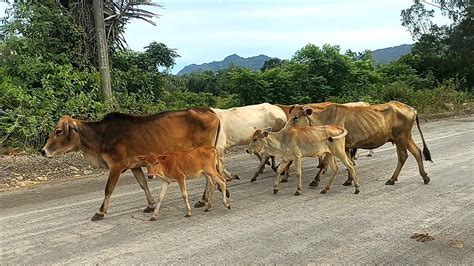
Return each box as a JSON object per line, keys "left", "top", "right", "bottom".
{"left": 371, "top": 44, "right": 413, "bottom": 65}
{"left": 176, "top": 44, "right": 414, "bottom": 75}
{"left": 177, "top": 54, "right": 271, "bottom": 76}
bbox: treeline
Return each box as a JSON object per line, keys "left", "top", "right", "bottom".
{"left": 0, "top": 1, "right": 472, "bottom": 151}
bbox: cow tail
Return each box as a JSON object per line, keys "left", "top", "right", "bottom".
{"left": 328, "top": 127, "right": 348, "bottom": 141}
{"left": 416, "top": 114, "right": 432, "bottom": 162}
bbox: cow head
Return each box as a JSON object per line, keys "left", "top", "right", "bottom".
{"left": 130, "top": 153, "right": 169, "bottom": 178}
{"left": 42, "top": 115, "right": 80, "bottom": 158}
{"left": 287, "top": 105, "right": 313, "bottom": 127}
{"left": 246, "top": 129, "right": 269, "bottom": 155}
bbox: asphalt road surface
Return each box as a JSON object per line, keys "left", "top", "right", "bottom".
{"left": 1, "top": 116, "right": 473, "bottom": 264}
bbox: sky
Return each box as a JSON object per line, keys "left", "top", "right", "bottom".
{"left": 1, "top": 1, "right": 451, "bottom": 74}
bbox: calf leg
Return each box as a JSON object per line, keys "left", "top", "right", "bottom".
{"left": 176, "top": 179, "right": 192, "bottom": 218}
{"left": 150, "top": 180, "right": 170, "bottom": 221}
{"left": 320, "top": 155, "right": 338, "bottom": 194}
{"left": 340, "top": 155, "right": 360, "bottom": 194}
{"left": 310, "top": 156, "right": 330, "bottom": 188}
{"left": 342, "top": 149, "right": 355, "bottom": 186}
{"left": 367, "top": 149, "right": 374, "bottom": 157}
{"left": 385, "top": 143, "right": 408, "bottom": 185}
{"left": 251, "top": 154, "right": 271, "bottom": 182}
{"left": 407, "top": 138, "right": 430, "bottom": 184}
{"left": 280, "top": 160, "right": 292, "bottom": 183}
{"left": 270, "top": 156, "right": 278, "bottom": 172}
{"left": 273, "top": 160, "right": 290, "bottom": 194}
{"left": 210, "top": 172, "right": 231, "bottom": 210}
{"left": 204, "top": 175, "right": 216, "bottom": 212}
{"left": 131, "top": 168, "right": 156, "bottom": 213}
{"left": 91, "top": 167, "right": 122, "bottom": 221}
{"left": 294, "top": 158, "right": 303, "bottom": 196}
{"left": 194, "top": 180, "right": 210, "bottom": 208}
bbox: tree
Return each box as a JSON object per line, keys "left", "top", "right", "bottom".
{"left": 93, "top": 0, "right": 112, "bottom": 103}
{"left": 400, "top": 0, "right": 473, "bottom": 90}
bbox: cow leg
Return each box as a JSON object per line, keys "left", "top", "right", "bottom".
{"left": 273, "top": 160, "right": 290, "bottom": 194}
{"left": 91, "top": 168, "right": 122, "bottom": 221}
{"left": 150, "top": 180, "right": 170, "bottom": 221}
{"left": 176, "top": 179, "right": 192, "bottom": 218}
{"left": 320, "top": 155, "right": 338, "bottom": 194}
{"left": 294, "top": 158, "right": 303, "bottom": 196}
{"left": 281, "top": 160, "right": 292, "bottom": 183}
{"left": 407, "top": 138, "right": 430, "bottom": 184}
{"left": 131, "top": 168, "right": 156, "bottom": 213}
{"left": 310, "top": 156, "right": 329, "bottom": 188}
{"left": 367, "top": 149, "right": 374, "bottom": 157}
{"left": 342, "top": 150, "right": 355, "bottom": 186}
{"left": 385, "top": 143, "right": 408, "bottom": 185}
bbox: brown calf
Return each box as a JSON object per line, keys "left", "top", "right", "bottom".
{"left": 130, "top": 146, "right": 230, "bottom": 221}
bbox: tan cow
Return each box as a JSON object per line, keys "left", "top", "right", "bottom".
{"left": 287, "top": 101, "right": 432, "bottom": 187}
{"left": 129, "top": 146, "right": 230, "bottom": 221}
{"left": 246, "top": 126, "right": 361, "bottom": 195}
{"left": 42, "top": 109, "right": 221, "bottom": 221}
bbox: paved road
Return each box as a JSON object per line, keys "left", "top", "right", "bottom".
{"left": 1, "top": 116, "right": 473, "bottom": 264}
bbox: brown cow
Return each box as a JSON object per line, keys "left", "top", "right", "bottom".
{"left": 287, "top": 101, "right": 432, "bottom": 187}
{"left": 42, "top": 109, "right": 221, "bottom": 221}
{"left": 246, "top": 126, "right": 361, "bottom": 195}
{"left": 129, "top": 146, "right": 230, "bottom": 221}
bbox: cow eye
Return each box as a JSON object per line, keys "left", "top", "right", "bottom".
{"left": 56, "top": 129, "right": 63, "bottom": 135}
{"left": 253, "top": 138, "right": 257, "bottom": 142}
{"left": 292, "top": 117, "right": 299, "bottom": 121}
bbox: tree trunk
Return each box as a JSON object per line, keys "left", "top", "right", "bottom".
{"left": 92, "top": 0, "right": 113, "bottom": 103}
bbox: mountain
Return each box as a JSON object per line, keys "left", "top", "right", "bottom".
{"left": 177, "top": 54, "right": 272, "bottom": 76}
{"left": 176, "top": 44, "right": 414, "bottom": 75}
{"left": 371, "top": 44, "right": 413, "bottom": 65}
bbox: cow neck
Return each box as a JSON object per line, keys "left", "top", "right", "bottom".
{"left": 75, "top": 120, "right": 104, "bottom": 155}
{"left": 263, "top": 132, "right": 284, "bottom": 156}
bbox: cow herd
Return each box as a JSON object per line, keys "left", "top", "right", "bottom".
{"left": 41, "top": 101, "right": 432, "bottom": 221}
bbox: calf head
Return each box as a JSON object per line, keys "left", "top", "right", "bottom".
{"left": 42, "top": 115, "right": 80, "bottom": 158}
{"left": 246, "top": 130, "right": 268, "bottom": 155}
{"left": 130, "top": 153, "right": 170, "bottom": 177}
{"left": 287, "top": 105, "right": 313, "bottom": 127}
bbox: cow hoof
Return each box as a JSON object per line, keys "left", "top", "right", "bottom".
{"left": 250, "top": 177, "right": 257, "bottom": 182}
{"left": 227, "top": 205, "right": 231, "bottom": 210}
{"left": 204, "top": 209, "right": 210, "bottom": 212}
{"left": 143, "top": 206, "right": 155, "bottom": 213}
{"left": 367, "top": 154, "right": 373, "bottom": 157}
{"left": 342, "top": 180, "right": 352, "bottom": 186}
{"left": 309, "top": 181, "right": 319, "bottom": 188}
{"left": 355, "top": 189, "right": 360, "bottom": 194}
{"left": 226, "top": 189, "right": 230, "bottom": 198}
{"left": 320, "top": 190, "right": 327, "bottom": 194}
{"left": 91, "top": 213, "right": 104, "bottom": 221}
{"left": 149, "top": 217, "right": 158, "bottom": 221}
{"left": 232, "top": 174, "right": 240, "bottom": 180}
{"left": 280, "top": 178, "right": 288, "bottom": 183}
{"left": 273, "top": 189, "right": 279, "bottom": 194}
{"left": 194, "top": 201, "right": 206, "bottom": 208}
{"left": 184, "top": 214, "right": 191, "bottom": 218}
{"left": 385, "top": 179, "right": 395, "bottom": 185}
{"left": 423, "top": 177, "right": 430, "bottom": 185}
{"left": 294, "top": 191, "right": 301, "bottom": 196}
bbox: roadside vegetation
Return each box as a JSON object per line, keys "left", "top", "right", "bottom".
{"left": 0, "top": 0, "right": 472, "bottom": 151}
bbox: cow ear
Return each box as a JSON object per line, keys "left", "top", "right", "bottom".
{"left": 129, "top": 155, "right": 147, "bottom": 168}
{"left": 289, "top": 105, "right": 295, "bottom": 115}
{"left": 305, "top": 108, "right": 313, "bottom": 116}
{"left": 263, "top": 131, "right": 269, "bottom": 137}
{"left": 263, "top": 127, "right": 272, "bottom": 132}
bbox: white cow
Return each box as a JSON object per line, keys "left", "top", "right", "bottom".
{"left": 212, "top": 103, "right": 287, "bottom": 179}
